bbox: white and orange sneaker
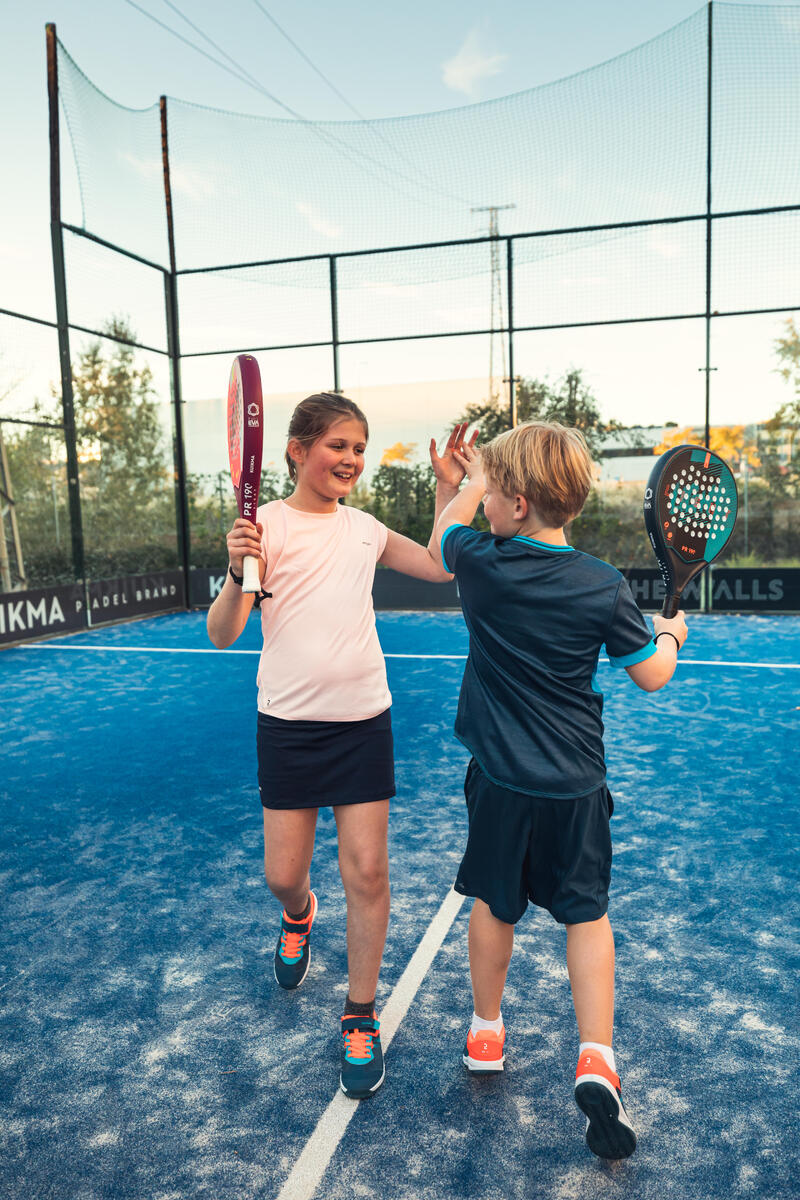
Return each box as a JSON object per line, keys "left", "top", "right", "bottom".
{"left": 574, "top": 1049, "right": 637, "bottom": 1159}
{"left": 463, "top": 1025, "right": 506, "bottom": 1072}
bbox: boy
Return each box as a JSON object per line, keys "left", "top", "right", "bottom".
{"left": 435, "top": 422, "right": 687, "bottom": 1160}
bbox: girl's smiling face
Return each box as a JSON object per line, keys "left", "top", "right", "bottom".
{"left": 289, "top": 416, "right": 367, "bottom": 509}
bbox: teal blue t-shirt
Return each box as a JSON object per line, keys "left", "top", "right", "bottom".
{"left": 441, "top": 524, "right": 656, "bottom": 798}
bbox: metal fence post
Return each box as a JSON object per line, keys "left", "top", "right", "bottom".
{"left": 507, "top": 238, "right": 516, "bottom": 427}
{"left": 47, "top": 23, "right": 85, "bottom": 584}
{"left": 704, "top": 1, "right": 714, "bottom": 613}
{"left": 330, "top": 256, "right": 341, "bottom": 392}
{"left": 160, "top": 96, "right": 191, "bottom": 605}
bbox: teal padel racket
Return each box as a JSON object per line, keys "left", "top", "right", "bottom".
{"left": 644, "top": 444, "right": 738, "bottom": 617}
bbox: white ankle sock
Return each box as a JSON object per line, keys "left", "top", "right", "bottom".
{"left": 579, "top": 1041, "right": 616, "bottom": 1073}
{"left": 471, "top": 1011, "right": 504, "bottom": 1036}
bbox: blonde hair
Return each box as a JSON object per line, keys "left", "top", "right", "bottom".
{"left": 480, "top": 421, "right": 594, "bottom": 527}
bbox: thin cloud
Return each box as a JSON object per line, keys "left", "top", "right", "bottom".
{"left": 442, "top": 30, "right": 507, "bottom": 97}
{"left": 296, "top": 202, "right": 342, "bottom": 239}
{"left": 118, "top": 152, "right": 215, "bottom": 199}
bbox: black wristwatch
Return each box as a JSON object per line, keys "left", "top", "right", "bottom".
{"left": 228, "top": 564, "right": 244, "bottom": 586}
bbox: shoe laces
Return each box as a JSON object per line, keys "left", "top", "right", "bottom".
{"left": 344, "top": 1027, "right": 374, "bottom": 1060}
{"left": 280, "top": 927, "right": 307, "bottom": 959}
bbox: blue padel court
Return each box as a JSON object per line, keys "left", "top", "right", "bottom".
{"left": 2, "top": 610, "right": 799, "bottom": 1200}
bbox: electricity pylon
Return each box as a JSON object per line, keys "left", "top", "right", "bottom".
{"left": 472, "top": 204, "right": 515, "bottom": 406}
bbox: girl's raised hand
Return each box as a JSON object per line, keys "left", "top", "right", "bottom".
{"left": 429, "top": 423, "right": 479, "bottom": 488}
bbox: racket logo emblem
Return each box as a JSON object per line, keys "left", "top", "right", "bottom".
{"left": 247, "top": 403, "right": 260, "bottom": 418}
{"left": 645, "top": 488, "right": 653, "bottom": 501}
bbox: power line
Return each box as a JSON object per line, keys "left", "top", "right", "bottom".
{"left": 246, "top": 0, "right": 472, "bottom": 204}
{"left": 120, "top": 0, "right": 292, "bottom": 113}
{"left": 120, "top": 0, "right": 471, "bottom": 210}
{"left": 249, "top": 0, "right": 371, "bottom": 121}
{"left": 159, "top": 0, "right": 284, "bottom": 102}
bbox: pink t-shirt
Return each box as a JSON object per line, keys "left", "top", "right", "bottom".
{"left": 256, "top": 499, "right": 391, "bottom": 721}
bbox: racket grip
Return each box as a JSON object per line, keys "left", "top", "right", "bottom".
{"left": 242, "top": 555, "right": 261, "bottom": 594}
{"left": 661, "top": 594, "right": 681, "bottom": 618}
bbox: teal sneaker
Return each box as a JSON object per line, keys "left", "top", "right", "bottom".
{"left": 339, "top": 1014, "right": 385, "bottom": 1099}
{"left": 273, "top": 891, "right": 318, "bottom": 990}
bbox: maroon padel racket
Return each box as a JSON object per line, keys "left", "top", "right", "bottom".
{"left": 227, "top": 354, "right": 264, "bottom": 593}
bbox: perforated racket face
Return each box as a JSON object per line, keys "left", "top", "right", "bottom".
{"left": 644, "top": 444, "right": 738, "bottom": 604}
{"left": 227, "top": 355, "right": 263, "bottom": 521}
{"left": 655, "top": 447, "right": 738, "bottom": 563}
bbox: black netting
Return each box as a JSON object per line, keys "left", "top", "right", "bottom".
{"left": 177, "top": 259, "right": 331, "bottom": 356}
{"left": 712, "top": 5, "right": 800, "bottom": 211}
{"left": 712, "top": 211, "right": 800, "bottom": 315}
{"left": 514, "top": 222, "right": 707, "bottom": 328}
{"left": 57, "top": 11, "right": 710, "bottom": 271}
{"left": 64, "top": 231, "right": 169, "bottom": 353}
{"left": 57, "top": 43, "right": 168, "bottom": 267}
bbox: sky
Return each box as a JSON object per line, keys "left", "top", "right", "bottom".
{"left": 1, "top": 0, "right": 798, "bottom": 475}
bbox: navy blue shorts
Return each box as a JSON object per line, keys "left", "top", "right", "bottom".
{"left": 257, "top": 708, "right": 396, "bottom": 810}
{"left": 454, "top": 759, "right": 613, "bottom": 925}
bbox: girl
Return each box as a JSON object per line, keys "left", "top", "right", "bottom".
{"left": 207, "top": 392, "right": 473, "bottom": 1100}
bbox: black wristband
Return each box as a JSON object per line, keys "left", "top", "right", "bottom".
{"left": 654, "top": 631, "right": 680, "bottom": 652}
{"left": 228, "top": 564, "right": 244, "bottom": 586}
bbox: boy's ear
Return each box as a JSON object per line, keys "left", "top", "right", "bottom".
{"left": 513, "top": 494, "right": 528, "bottom": 521}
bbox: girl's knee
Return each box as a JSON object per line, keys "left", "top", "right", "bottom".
{"left": 264, "top": 861, "right": 307, "bottom": 899}
{"left": 340, "top": 855, "right": 389, "bottom": 900}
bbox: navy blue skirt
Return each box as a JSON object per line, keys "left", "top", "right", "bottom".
{"left": 257, "top": 708, "right": 396, "bottom": 810}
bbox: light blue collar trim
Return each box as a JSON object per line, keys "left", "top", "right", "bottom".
{"left": 511, "top": 535, "right": 574, "bottom": 553}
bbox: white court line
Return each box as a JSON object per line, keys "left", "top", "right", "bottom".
{"left": 11, "top": 644, "right": 800, "bottom": 668}
{"left": 276, "top": 886, "right": 465, "bottom": 1200}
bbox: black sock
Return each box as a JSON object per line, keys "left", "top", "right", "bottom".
{"left": 344, "top": 994, "right": 375, "bottom": 1017}
{"left": 286, "top": 895, "right": 311, "bottom": 922}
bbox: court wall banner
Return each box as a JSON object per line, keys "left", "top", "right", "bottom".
{"left": 707, "top": 568, "right": 800, "bottom": 612}
{"left": 624, "top": 568, "right": 800, "bottom": 611}
{"left": 189, "top": 567, "right": 228, "bottom": 607}
{"left": 624, "top": 569, "right": 702, "bottom": 611}
{"left": 187, "top": 565, "right": 800, "bottom": 612}
{"left": 87, "top": 571, "right": 185, "bottom": 625}
{"left": 0, "top": 583, "right": 86, "bottom": 645}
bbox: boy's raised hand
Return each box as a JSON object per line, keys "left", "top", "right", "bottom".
{"left": 430, "top": 423, "right": 480, "bottom": 488}
{"left": 453, "top": 440, "right": 487, "bottom": 490}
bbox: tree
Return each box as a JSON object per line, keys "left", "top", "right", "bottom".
{"left": 653, "top": 424, "right": 760, "bottom": 470}
{"left": 767, "top": 316, "right": 800, "bottom": 497}
{"left": 368, "top": 461, "right": 438, "bottom": 544}
{"left": 381, "top": 441, "right": 416, "bottom": 465}
{"left": 70, "top": 317, "right": 168, "bottom": 532}
{"left": 6, "top": 317, "right": 177, "bottom": 583}
{"left": 456, "top": 369, "right": 615, "bottom": 455}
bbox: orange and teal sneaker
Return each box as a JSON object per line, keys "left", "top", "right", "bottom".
{"left": 340, "top": 1014, "right": 385, "bottom": 1099}
{"left": 273, "top": 891, "right": 318, "bottom": 990}
{"left": 574, "top": 1050, "right": 637, "bottom": 1159}
{"left": 463, "top": 1024, "right": 506, "bottom": 1072}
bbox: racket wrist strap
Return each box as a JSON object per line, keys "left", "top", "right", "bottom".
{"left": 228, "top": 564, "right": 244, "bottom": 586}
{"left": 654, "top": 632, "right": 680, "bottom": 652}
